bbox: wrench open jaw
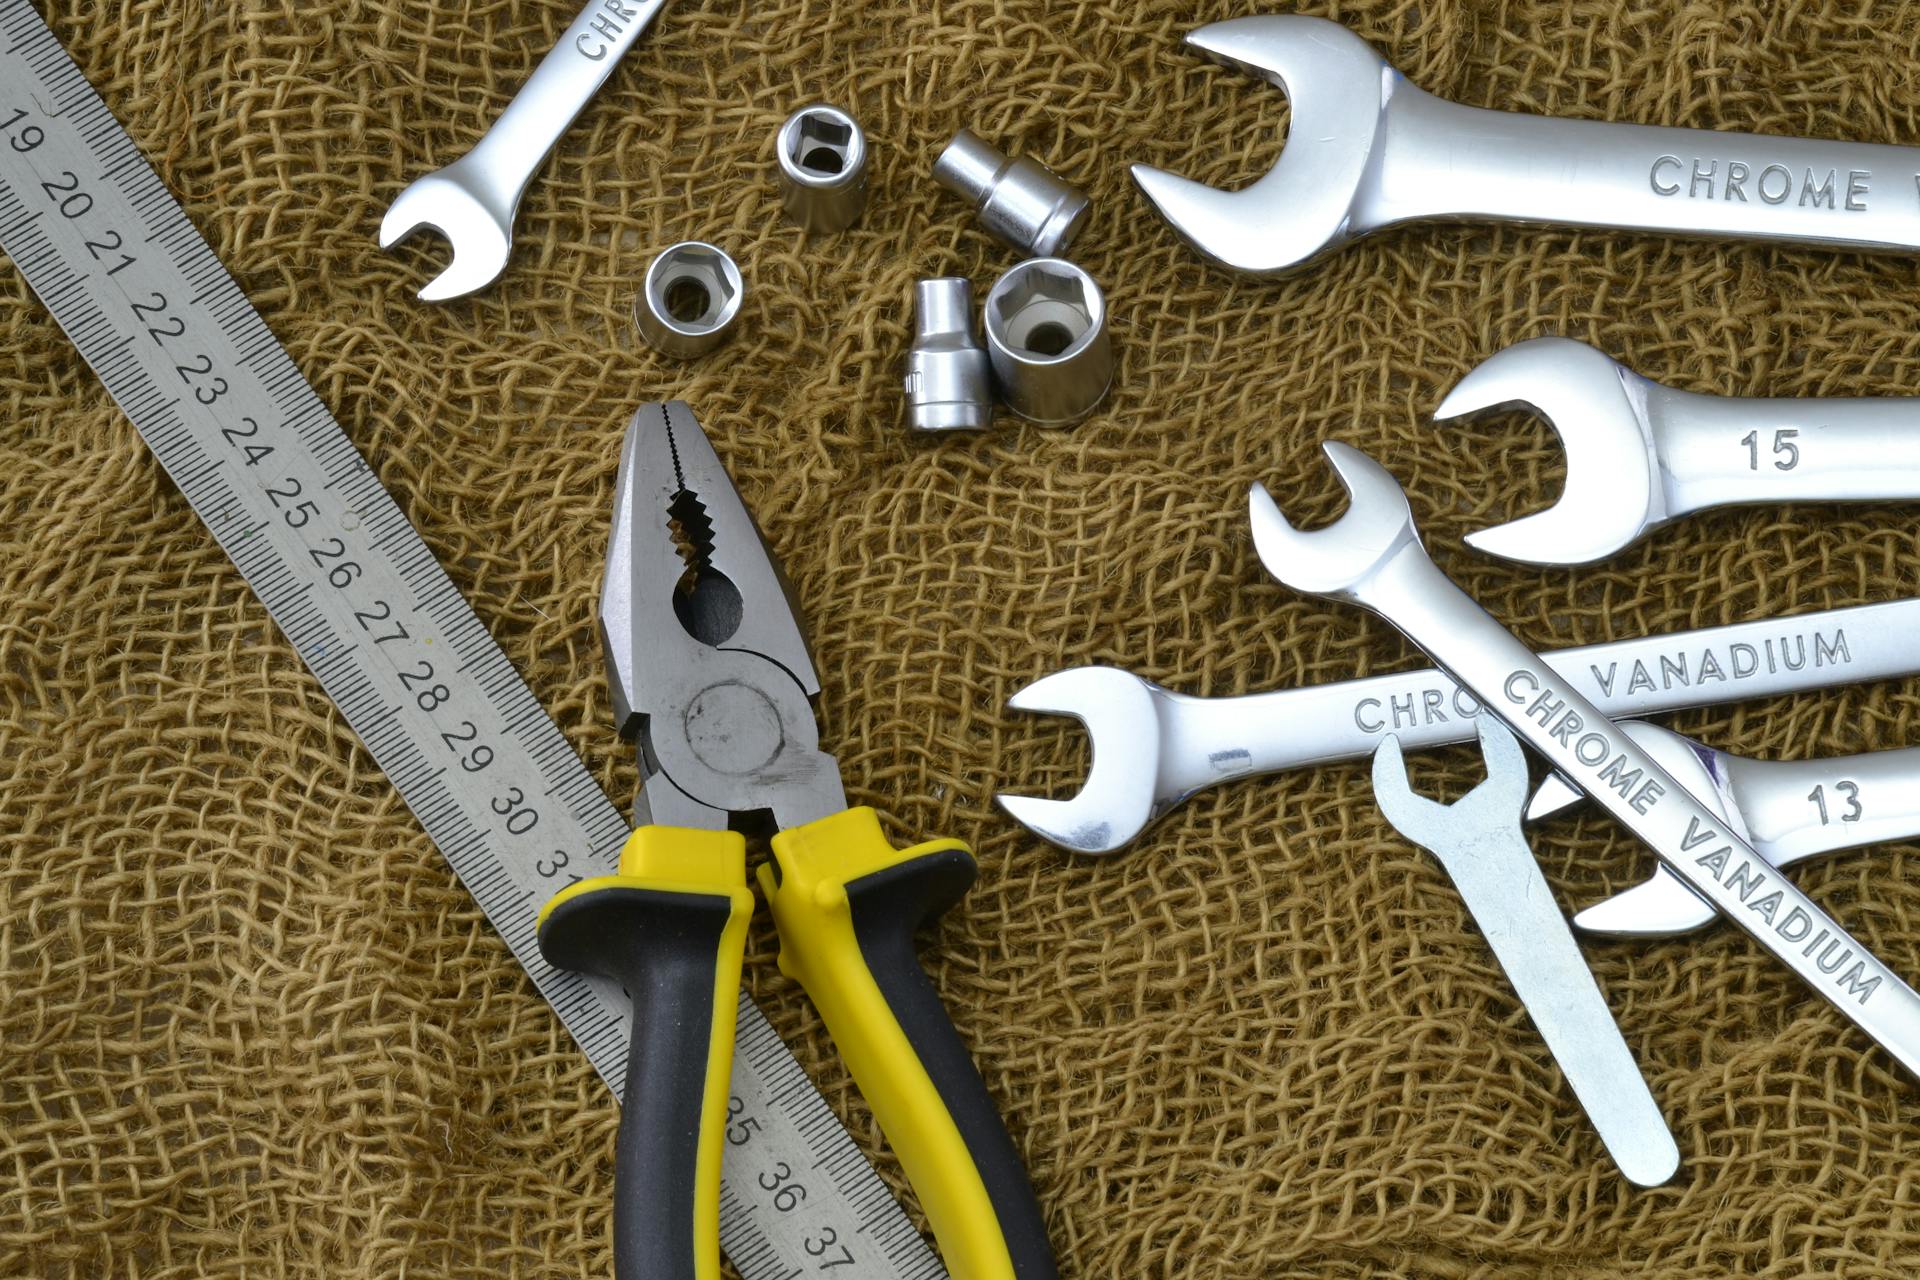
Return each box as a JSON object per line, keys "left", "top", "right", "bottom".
{"left": 1247, "top": 441, "right": 1420, "bottom": 601}
{"left": 1372, "top": 716, "right": 1681, "bottom": 1188}
{"left": 1434, "top": 337, "right": 1673, "bottom": 567}
{"left": 1253, "top": 443, "right": 1920, "bottom": 1082}
{"left": 1129, "top": 16, "right": 1395, "bottom": 274}
{"left": 380, "top": 161, "right": 518, "bottom": 303}
{"left": 996, "top": 668, "right": 1165, "bottom": 856}
{"left": 1441, "top": 335, "right": 1920, "bottom": 565}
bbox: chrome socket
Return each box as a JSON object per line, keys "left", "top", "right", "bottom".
{"left": 633, "top": 242, "right": 743, "bottom": 359}
{"left": 905, "top": 278, "right": 992, "bottom": 432}
{"left": 983, "top": 258, "right": 1111, "bottom": 425}
{"left": 933, "top": 128, "right": 1089, "bottom": 258}
{"left": 777, "top": 105, "right": 869, "bottom": 232}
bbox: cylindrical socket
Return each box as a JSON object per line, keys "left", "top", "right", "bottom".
{"left": 777, "top": 105, "right": 869, "bottom": 232}
{"left": 905, "top": 278, "right": 992, "bottom": 432}
{"left": 633, "top": 242, "right": 743, "bottom": 359}
{"left": 933, "top": 128, "right": 1089, "bottom": 258}
{"left": 983, "top": 258, "right": 1111, "bottom": 425}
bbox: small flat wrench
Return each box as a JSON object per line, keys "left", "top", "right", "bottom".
{"left": 381, "top": 0, "right": 670, "bottom": 301}
{"left": 1531, "top": 721, "right": 1920, "bottom": 937}
{"left": 1438, "top": 336, "right": 1920, "bottom": 565}
{"left": 1134, "top": 14, "right": 1920, "bottom": 274}
{"left": 996, "top": 598, "right": 1920, "bottom": 854}
{"left": 1372, "top": 716, "right": 1679, "bottom": 1187}
{"left": 1250, "top": 442, "right": 1920, "bottom": 1079}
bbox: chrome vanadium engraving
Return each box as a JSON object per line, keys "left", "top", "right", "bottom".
{"left": 1248, "top": 443, "right": 1920, "bottom": 1079}
{"left": 997, "top": 601, "right": 1914, "bottom": 855}
{"left": 1530, "top": 722, "right": 1920, "bottom": 938}
{"left": 1133, "top": 14, "right": 1920, "bottom": 275}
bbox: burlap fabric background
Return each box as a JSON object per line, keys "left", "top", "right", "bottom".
{"left": 6, "top": 1, "right": 1920, "bottom": 1275}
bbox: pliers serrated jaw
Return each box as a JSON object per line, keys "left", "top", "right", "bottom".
{"left": 599, "top": 401, "right": 843, "bottom": 829}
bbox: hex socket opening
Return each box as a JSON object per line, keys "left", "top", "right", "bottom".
{"left": 984, "top": 258, "right": 1111, "bottom": 424}
{"left": 987, "top": 262, "right": 1098, "bottom": 362}
{"left": 636, "top": 242, "right": 743, "bottom": 357}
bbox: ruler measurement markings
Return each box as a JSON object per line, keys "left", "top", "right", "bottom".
{"left": 0, "top": 16, "right": 946, "bottom": 1279}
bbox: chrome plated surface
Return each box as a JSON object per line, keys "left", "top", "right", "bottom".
{"left": 1438, "top": 336, "right": 1920, "bottom": 565}
{"left": 1248, "top": 443, "right": 1920, "bottom": 1080}
{"left": 1134, "top": 15, "right": 1920, "bottom": 275}
{"left": 1373, "top": 717, "right": 1679, "bottom": 1187}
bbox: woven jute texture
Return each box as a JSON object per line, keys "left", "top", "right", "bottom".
{"left": 6, "top": 1, "right": 1920, "bottom": 1276}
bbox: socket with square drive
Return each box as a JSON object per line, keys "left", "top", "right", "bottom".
{"left": 934, "top": 128, "right": 1090, "bottom": 258}
{"left": 906, "top": 278, "right": 993, "bottom": 432}
{"left": 1133, "top": 14, "right": 1920, "bottom": 275}
{"left": 1437, "top": 335, "right": 1920, "bottom": 565}
{"left": 777, "top": 105, "right": 869, "bottom": 232}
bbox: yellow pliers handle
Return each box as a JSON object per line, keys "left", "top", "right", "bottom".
{"left": 760, "top": 807, "right": 1055, "bottom": 1280}
{"left": 537, "top": 809, "right": 1055, "bottom": 1280}
{"left": 537, "top": 827, "right": 753, "bottom": 1280}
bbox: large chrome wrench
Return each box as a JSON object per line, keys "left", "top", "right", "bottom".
{"left": 1250, "top": 442, "right": 1920, "bottom": 1079}
{"left": 1372, "top": 716, "right": 1679, "bottom": 1187}
{"left": 1439, "top": 336, "right": 1920, "bottom": 565}
{"left": 381, "top": 0, "right": 670, "bottom": 301}
{"left": 1531, "top": 722, "right": 1920, "bottom": 938}
{"left": 997, "top": 598, "right": 1920, "bottom": 854}
{"left": 1134, "top": 14, "right": 1920, "bottom": 275}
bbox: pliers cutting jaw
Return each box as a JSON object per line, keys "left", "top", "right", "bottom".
{"left": 600, "top": 402, "right": 846, "bottom": 830}
{"left": 545, "top": 402, "right": 1058, "bottom": 1280}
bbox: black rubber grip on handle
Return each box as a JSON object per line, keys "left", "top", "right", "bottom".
{"left": 538, "top": 883, "right": 741, "bottom": 1280}
{"left": 848, "top": 848, "right": 1058, "bottom": 1280}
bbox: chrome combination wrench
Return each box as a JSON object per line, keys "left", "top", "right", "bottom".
{"left": 1372, "top": 716, "right": 1679, "bottom": 1187}
{"left": 1436, "top": 335, "right": 1920, "bottom": 565}
{"left": 381, "top": 0, "right": 670, "bottom": 300}
{"left": 1134, "top": 14, "right": 1920, "bottom": 275}
{"left": 996, "top": 598, "right": 1920, "bottom": 855}
{"left": 1530, "top": 722, "right": 1920, "bottom": 938}
{"left": 1248, "top": 442, "right": 1920, "bottom": 1079}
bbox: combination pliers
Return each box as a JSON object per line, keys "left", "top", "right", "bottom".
{"left": 536, "top": 402, "right": 1056, "bottom": 1280}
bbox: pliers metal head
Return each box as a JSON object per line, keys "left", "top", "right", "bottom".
{"left": 599, "top": 402, "right": 847, "bottom": 832}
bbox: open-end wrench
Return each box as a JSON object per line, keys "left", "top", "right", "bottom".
{"left": 1132, "top": 14, "right": 1920, "bottom": 275}
{"left": 995, "top": 598, "right": 1920, "bottom": 854}
{"left": 1530, "top": 721, "right": 1920, "bottom": 938}
{"left": 1437, "top": 335, "right": 1920, "bottom": 565}
{"left": 1248, "top": 441, "right": 1920, "bottom": 1079}
{"left": 1372, "top": 716, "right": 1679, "bottom": 1187}
{"left": 381, "top": 0, "right": 670, "bottom": 301}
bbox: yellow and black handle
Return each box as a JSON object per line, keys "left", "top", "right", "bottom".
{"left": 759, "top": 806, "right": 1058, "bottom": 1280}
{"left": 536, "top": 827, "right": 753, "bottom": 1280}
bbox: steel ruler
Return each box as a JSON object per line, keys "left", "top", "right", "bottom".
{"left": 0, "top": 5, "right": 942, "bottom": 1277}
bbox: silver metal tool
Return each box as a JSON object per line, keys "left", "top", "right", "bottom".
{"left": 906, "top": 278, "right": 993, "bottom": 432}
{"left": 1530, "top": 722, "right": 1920, "bottom": 938}
{"left": 1372, "top": 717, "right": 1679, "bottom": 1187}
{"left": 380, "top": 0, "right": 670, "bottom": 301}
{"left": 1133, "top": 14, "right": 1920, "bottom": 275}
{"left": 1437, "top": 335, "right": 1920, "bottom": 565}
{"left": 633, "top": 242, "right": 743, "bottom": 358}
{"left": 934, "top": 128, "right": 1089, "bottom": 258}
{"left": 777, "top": 105, "right": 869, "bottom": 231}
{"left": 1249, "top": 441, "right": 1920, "bottom": 1080}
{"left": 0, "top": 11, "right": 942, "bottom": 1278}
{"left": 983, "top": 259, "right": 1112, "bottom": 424}
{"left": 996, "top": 598, "right": 1920, "bottom": 854}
